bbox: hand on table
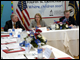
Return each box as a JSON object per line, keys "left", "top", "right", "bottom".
{"left": 17, "top": 28, "right": 20, "bottom": 29}
{"left": 37, "top": 25, "right": 41, "bottom": 28}
{"left": 69, "top": 24, "right": 74, "bottom": 27}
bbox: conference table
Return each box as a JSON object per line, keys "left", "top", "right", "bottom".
{"left": 1, "top": 30, "right": 75, "bottom": 59}
{"left": 1, "top": 28, "right": 79, "bottom": 59}
{"left": 1, "top": 40, "right": 74, "bottom": 59}
{"left": 41, "top": 27, "right": 79, "bottom": 57}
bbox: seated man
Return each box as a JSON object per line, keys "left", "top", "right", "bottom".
{"left": 4, "top": 14, "right": 25, "bottom": 31}
{"left": 59, "top": 10, "right": 77, "bottom": 27}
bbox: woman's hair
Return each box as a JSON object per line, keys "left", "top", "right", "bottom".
{"left": 34, "top": 13, "right": 42, "bottom": 21}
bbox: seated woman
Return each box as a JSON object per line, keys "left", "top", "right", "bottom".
{"left": 31, "top": 13, "right": 47, "bottom": 28}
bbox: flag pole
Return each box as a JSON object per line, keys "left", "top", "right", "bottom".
{"left": 78, "top": 1, "right": 79, "bottom": 11}
{"left": 74, "top": 1, "right": 76, "bottom": 21}
{"left": 21, "top": 1, "right": 24, "bottom": 24}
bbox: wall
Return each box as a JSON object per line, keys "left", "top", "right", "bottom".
{"left": 1, "top": 1, "right": 12, "bottom": 27}
{"left": 30, "top": 1, "right": 69, "bottom": 26}
{"left": 13, "top": 1, "right": 78, "bottom": 26}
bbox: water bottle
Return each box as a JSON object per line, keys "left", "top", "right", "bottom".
{"left": 9, "top": 32, "right": 13, "bottom": 38}
{"left": 25, "top": 43, "right": 30, "bottom": 53}
{"left": 8, "top": 29, "right": 13, "bottom": 38}
{"left": 37, "top": 43, "right": 43, "bottom": 59}
{"left": 12, "top": 29, "right": 15, "bottom": 37}
{"left": 25, "top": 40, "right": 30, "bottom": 55}
{"left": 17, "top": 32, "right": 21, "bottom": 43}
{"left": 17, "top": 32, "right": 21, "bottom": 50}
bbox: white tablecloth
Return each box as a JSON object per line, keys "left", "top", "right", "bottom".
{"left": 41, "top": 28, "right": 79, "bottom": 56}
{"left": 1, "top": 44, "right": 74, "bottom": 59}
{"left": 1, "top": 28, "right": 79, "bottom": 59}
{"left": 1, "top": 37, "right": 74, "bottom": 59}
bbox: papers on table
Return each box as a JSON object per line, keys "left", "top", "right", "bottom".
{"left": 1, "top": 43, "right": 20, "bottom": 50}
{"left": 38, "top": 27, "right": 47, "bottom": 32}
{"left": 1, "top": 31, "right": 9, "bottom": 34}
{"left": 1, "top": 51, "right": 26, "bottom": 59}
{"left": 1, "top": 38, "right": 17, "bottom": 44}
{"left": 14, "top": 55, "right": 26, "bottom": 59}
{"left": 3, "top": 47, "right": 25, "bottom": 54}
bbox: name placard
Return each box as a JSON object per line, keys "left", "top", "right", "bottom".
{"left": 38, "top": 27, "right": 47, "bottom": 32}
{"left": 43, "top": 48, "right": 55, "bottom": 59}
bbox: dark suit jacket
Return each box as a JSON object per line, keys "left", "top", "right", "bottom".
{"left": 4, "top": 20, "right": 25, "bottom": 31}
{"left": 59, "top": 16, "right": 77, "bottom": 25}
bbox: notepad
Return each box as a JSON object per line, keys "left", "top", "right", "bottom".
{"left": 3, "top": 47, "right": 25, "bottom": 53}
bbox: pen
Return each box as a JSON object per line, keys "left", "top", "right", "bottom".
{"left": 6, "top": 47, "right": 9, "bottom": 51}
{"left": 6, "top": 47, "right": 13, "bottom": 51}
{"left": 23, "top": 54, "right": 28, "bottom": 59}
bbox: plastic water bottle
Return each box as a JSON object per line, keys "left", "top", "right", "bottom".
{"left": 25, "top": 43, "right": 30, "bottom": 53}
{"left": 9, "top": 32, "right": 13, "bottom": 38}
{"left": 17, "top": 32, "right": 21, "bottom": 50}
{"left": 8, "top": 29, "right": 13, "bottom": 38}
{"left": 17, "top": 32, "right": 21, "bottom": 43}
{"left": 37, "top": 43, "right": 43, "bottom": 59}
{"left": 12, "top": 29, "right": 15, "bottom": 37}
{"left": 25, "top": 40, "right": 30, "bottom": 55}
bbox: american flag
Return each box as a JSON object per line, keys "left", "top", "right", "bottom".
{"left": 16, "top": 1, "right": 30, "bottom": 31}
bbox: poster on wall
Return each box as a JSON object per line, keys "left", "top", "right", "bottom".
{"left": 13, "top": 1, "right": 66, "bottom": 19}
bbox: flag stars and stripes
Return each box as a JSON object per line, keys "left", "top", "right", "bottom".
{"left": 18, "top": 1, "right": 27, "bottom": 11}
{"left": 16, "top": 1, "right": 30, "bottom": 31}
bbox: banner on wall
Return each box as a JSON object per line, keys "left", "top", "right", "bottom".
{"left": 13, "top": 1, "right": 66, "bottom": 19}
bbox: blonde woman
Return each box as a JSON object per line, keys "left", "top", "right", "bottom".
{"left": 31, "top": 13, "right": 47, "bottom": 28}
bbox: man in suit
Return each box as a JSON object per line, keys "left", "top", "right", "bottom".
{"left": 59, "top": 10, "right": 77, "bottom": 27}
{"left": 4, "top": 14, "right": 25, "bottom": 31}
